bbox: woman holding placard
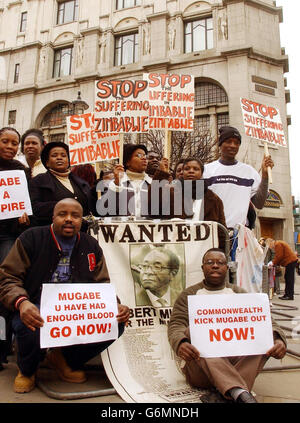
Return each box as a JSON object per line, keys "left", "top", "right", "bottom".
{"left": 0, "top": 126, "right": 30, "bottom": 370}
{"left": 0, "top": 127, "right": 30, "bottom": 262}
{"left": 29, "top": 142, "right": 96, "bottom": 229}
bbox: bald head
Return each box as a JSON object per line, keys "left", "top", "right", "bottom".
{"left": 52, "top": 199, "right": 83, "bottom": 238}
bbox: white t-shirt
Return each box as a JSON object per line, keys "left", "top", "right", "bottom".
{"left": 203, "top": 160, "right": 261, "bottom": 228}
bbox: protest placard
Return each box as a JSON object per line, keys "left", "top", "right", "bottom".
{"left": 95, "top": 220, "right": 219, "bottom": 403}
{"left": 40, "top": 283, "right": 119, "bottom": 348}
{"left": 240, "top": 98, "right": 287, "bottom": 148}
{"left": 66, "top": 112, "right": 120, "bottom": 165}
{"left": 188, "top": 293, "right": 273, "bottom": 358}
{"left": 0, "top": 170, "right": 32, "bottom": 220}
{"left": 144, "top": 73, "right": 195, "bottom": 131}
{"left": 94, "top": 79, "right": 149, "bottom": 133}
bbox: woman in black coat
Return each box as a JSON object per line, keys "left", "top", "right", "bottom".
{"left": 29, "top": 142, "right": 96, "bottom": 228}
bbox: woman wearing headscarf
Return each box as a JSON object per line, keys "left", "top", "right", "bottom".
{"left": 98, "top": 144, "right": 152, "bottom": 218}
{"left": 29, "top": 142, "right": 96, "bottom": 228}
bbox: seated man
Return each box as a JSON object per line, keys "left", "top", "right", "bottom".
{"left": 0, "top": 198, "right": 130, "bottom": 393}
{"left": 168, "top": 248, "right": 286, "bottom": 403}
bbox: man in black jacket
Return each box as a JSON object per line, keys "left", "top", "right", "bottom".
{"left": 0, "top": 198, "right": 130, "bottom": 393}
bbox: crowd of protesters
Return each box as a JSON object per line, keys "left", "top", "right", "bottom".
{"left": 0, "top": 124, "right": 294, "bottom": 403}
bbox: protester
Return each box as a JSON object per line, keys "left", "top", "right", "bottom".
{"left": 29, "top": 142, "right": 96, "bottom": 228}
{"left": 134, "top": 246, "right": 181, "bottom": 307}
{"left": 146, "top": 150, "right": 161, "bottom": 177}
{"left": 0, "top": 198, "right": 130, "bottom": 393}
{"left": 172, "top": 158, "right": 185, "bottom": 181}
{"left": 97, "top": 144, "right": 152, "bottom": 218}
{"left": 0, "top": 127, "right": 31, "bottom": 369}
{"left": 266, "top": 238, "right": 298, "bottom": 300}
{"left": 203, "top": 126, "right": 273, "bottom": 230}
{"left": 20, "top": 129, "right": 46, "bottom": 177}
{"left": 96, "top": 169, "right": 114, "bottom": 197}
{"left": 148, "top": 157, "right": 226, "bottom": 248}
{"left": 168, "top": 248, "right": 286, "bottom": 403}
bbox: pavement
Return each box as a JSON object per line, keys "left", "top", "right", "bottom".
{"left": 1, "top": 277, "right": 300, "bottom": 406}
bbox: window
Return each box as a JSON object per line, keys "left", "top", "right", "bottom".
{"left": 116, "top": 0, "right": 141, "bottom": 10}
{"left": 57, "top": 0, "right": 79, "bottom": 25}
{"left": 20, "top": 12, "right": 27, "bottom": 32}
{"left": 115, "top": 33, "right": 138, "bottom": 66}
{"left": 14, "top": 64, "right": 20, "bottom": 83}
{"left": 185, "top": 17, "right": 213, "bottom": 53}
{"left": 217, "top": 113, "right": 230, "bottom": 131}
{"left": 8, "top": 110, "right": 16, "bottom": 125}
{"left": 53, "top": 47, "right": 73, "bottom": 77}
{"left": 195, "top": 82, "right": 228, "bottom": 107}
{"left": 50, "top": 133, "right": 66, "bottom": 143}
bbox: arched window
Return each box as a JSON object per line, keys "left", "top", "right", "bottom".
{"left": 194, "top": 80, "right": 229, "bottom": 142}
{"left": 41, "top": 103, "right": 73, "bottom": 128}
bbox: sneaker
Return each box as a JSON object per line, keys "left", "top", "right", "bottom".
{"left": 14, "top": 371, "right": 35, "bottom": 393}
{"left": 46, "top": 348, "right": 87, "bottom": 383}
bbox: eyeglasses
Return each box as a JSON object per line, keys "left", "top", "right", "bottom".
{"left": 203, "top": 260, "right": 227, "bottom": 266}
{"left": 139, "top": 263, "right": 172, "bottom": 272}
{"left": 134, "top": 153, "right": 147, "bottom": 159}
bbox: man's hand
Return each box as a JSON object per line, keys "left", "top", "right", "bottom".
{"left": 19, "top": 300, "right": 44, "bottom": 332}
{"left": 116, "top": 304, "right": 130, "bottom": 324}
{"left": 18, "top": 212, "right": 30, "bottom": 226}
{"left": 266, "top": 338, "right": 286, "bottom": 359}
{"left": 177, "top": 341, "right": 200, "bottom": 361}
{"left": 261, "top": 154, "right": 274, "bottom": 178}
{"left": 113, "top": 164, "right": 125, "bottom": 186}
{"left": 159, "top": 158, "right": 169, "bottom": 173}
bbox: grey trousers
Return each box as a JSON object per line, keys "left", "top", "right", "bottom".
{"left": 183, "top": 354, "right": 268, "bottom": 398}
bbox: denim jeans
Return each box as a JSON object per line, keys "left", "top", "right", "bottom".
{"left": 12, "top": 309, "right": 125, "bottom": 377}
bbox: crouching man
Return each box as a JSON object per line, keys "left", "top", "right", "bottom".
{"left": 168, "top": 248, "right": 286, "bottom": 403}
{"left": 0, "top": 198, "right": 129, "bottom": 393}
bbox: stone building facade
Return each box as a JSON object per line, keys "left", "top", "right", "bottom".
{"left": 0, "top": 0, "right": 294, "bottom": 244}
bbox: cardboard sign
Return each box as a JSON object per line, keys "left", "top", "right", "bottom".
{"left": 240, "top": 98, "right": 287, "bottom": 147}
{"left": 66, "top": 112, "right": 120, "bottom": 165}
{"left": 40, "top": 283, "right": 119, "bottom": 348}
{"left": 144, "top": 73, "right": 195, "bottom": 131}
{"left": 94, "top": 79, "right": 149, "bottom": 133}
{"left": 188, "top": 293, "right": 273, "bottom": 358}
{"left": 0, "top": 170, "right": 32, "bottom": 219}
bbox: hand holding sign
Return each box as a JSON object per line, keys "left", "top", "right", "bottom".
{"left": 262, "top": 147, "right": 274, "bottom": 184}
{"left": 177, "top": 341, "right": 200, "bottom": 362}
{"left": 114, "top": 163, "right": 125, "bottom": 186}
{"left": 266, "top": 338, "right": 286, "bottom": 360}
{"left": 19, "top": 300, "right": 44, "bottom": 332}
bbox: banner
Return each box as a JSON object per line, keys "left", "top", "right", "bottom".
{"left": 0, "top": 170, "right": 32, "bottom": 219}
{"left": 236, "top": 225, "right": 265, "bottom": 293}
{"left": 240, "top": 97, "right": 287, "bottom": 147}
{"left": 96, "top": 220, "right": 219, "bottom": 403}
{"left": 144, "top": 73, "right": 195, "bottom": 131}
{"left": 66, "top": 112, "right": 120, "bottom": 165}
{"left": 40, "top": 283, "right": 119, "bottom": 348}
{"left": 188, "top": 293, "right": 273, "bottom": 358}
{"left": 94, "top": 79, "right": 149, "bottom": 133}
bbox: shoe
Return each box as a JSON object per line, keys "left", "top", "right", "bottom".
{"left": 46, "top": 348, "right": 87, "bottom": 383}
{"left": 14, "top": 371, "right": 35, "bottom": 393}
{"left": 200, "top": 390, "right": 231, "bottom": 403}
{"left": 236, "top": 391, "right": 258, "bottom": 403}
{"left": 279, "top": 295, "right": 294, "bottom": 300}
